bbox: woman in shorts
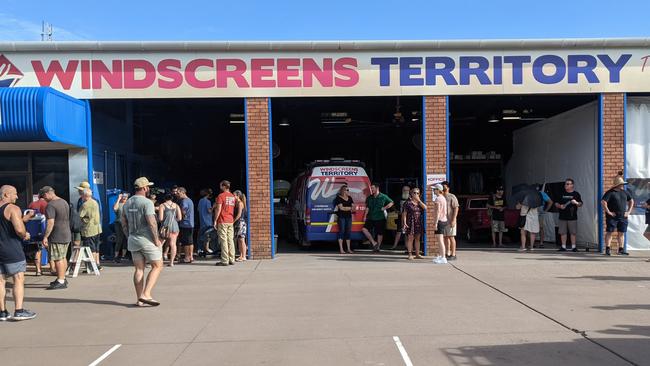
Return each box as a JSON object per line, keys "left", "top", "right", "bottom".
{"left": 234, "top": 191, "right": 248, "bottom": 262}
{"left": 158, "top": 194, "right": 181, "bottom": 266}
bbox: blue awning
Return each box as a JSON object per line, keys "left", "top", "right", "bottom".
{"left": 0, "top": 87, "right": 88, "bottom": 147}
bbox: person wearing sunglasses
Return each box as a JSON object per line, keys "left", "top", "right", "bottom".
{"left": 555, "top": 178, "right": 582, "bottom": 252}
{"left": 402, "top": 187, "right": 427, "bottom": 260}
{"left": 334, "top": 185, "right": 354, "bottom": 254}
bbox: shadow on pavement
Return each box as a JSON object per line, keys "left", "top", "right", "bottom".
{"left": 23, "top": 296, "right": 134, "bottom": 308}
{"left": 557, "top": 275, "right": 650, "bottom": 281}
{"left": 315, "top": 253, "right": 425, "bottom": 263}
{"left": 593, "top": 304, "right": 650, "bottom": 311}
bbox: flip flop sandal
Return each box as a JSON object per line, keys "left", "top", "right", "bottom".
{"left": 138, "top": 298, "right": 160, "bottom": 306}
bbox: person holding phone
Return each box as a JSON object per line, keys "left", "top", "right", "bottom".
{"left": 402, "top": 187, "right": 426, "bottom": 260}
{"left": 113, "top": 193, "right": 129, "bottom": 263}
{"left": 334, "top": 184, "right": 354, "bottom": 254}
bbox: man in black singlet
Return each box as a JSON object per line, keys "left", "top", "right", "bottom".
{"left": 0, "top": 185, "right": 37, "bottom": 321}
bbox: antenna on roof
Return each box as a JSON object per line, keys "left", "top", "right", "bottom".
{"left": 41, "top": 21, "right": 53, "bottom": 41}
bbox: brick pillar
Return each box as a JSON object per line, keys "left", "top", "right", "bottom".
{"left": 423, "top": 96, "right": 448, "bottom": 256}
{"left": 246, "top": 98, "right": 273, "bottom": 259}
{"left": 600, "top": 93, "right": 625, "bottom": 251}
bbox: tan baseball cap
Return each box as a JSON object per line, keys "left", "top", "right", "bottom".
{"left": 75, "top": 181, "right": 90, "bottom": 191}
{"left": 134, "top": 177, "right": 154, "bottom": 189}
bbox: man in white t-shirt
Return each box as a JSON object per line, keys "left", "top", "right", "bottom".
{"left": 432, "top": 184, "right": 448, "bottom": 264}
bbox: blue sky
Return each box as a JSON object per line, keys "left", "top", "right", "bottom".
{"left": 0, "top": 0, "right": 648, "bottom": 41}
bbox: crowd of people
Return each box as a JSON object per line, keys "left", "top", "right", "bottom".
{"left": 334, "top": 181, "right": 459, "bottom": 264}
{"left": 1, "top": 172, "right": 649, "bottom": 319}
{"left": 0, "top": 177, "right": 249, "bottom": 319}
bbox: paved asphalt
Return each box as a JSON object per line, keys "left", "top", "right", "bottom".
{"left": 1, "top": 247, "right": 649, "bottom": 366}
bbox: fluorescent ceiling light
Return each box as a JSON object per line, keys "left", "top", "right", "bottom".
{"left": 229, "top": 113, "right": 245, "bottom": 124}
{"left": 322, "top": 118, "right": 352, "bottom": 124}
{"left": 502, "top": 116, "right": 521, "bottom": 120}
{"left": 488, "top": 118, "right": 499, "bottom": 123}
{"left": 279, "top": 118, "right": 290, "bottom": 127}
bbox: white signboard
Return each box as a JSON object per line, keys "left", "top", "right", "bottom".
{"left": 0, "top": 49, "right": 649, "bottom": 98}
{"left": 426, "top": 174, "right": 446, "bottom": 186}
{"left": 312, "top": 166, "right": 368, "bottom": 177}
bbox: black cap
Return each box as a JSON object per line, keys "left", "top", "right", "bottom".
{"left": 496, "top": 186, "right": 504, "bottom": 191}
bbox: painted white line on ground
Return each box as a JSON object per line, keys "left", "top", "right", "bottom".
{"left": 88, "top": 344, "right": 122, "bottom": 366}
{"left": 393, "top": 336, "right": 414, "bottom": 366}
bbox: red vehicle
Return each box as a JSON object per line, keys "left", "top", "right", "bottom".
{"left": 459, "top": 195, "right": 520, "bottom": 242}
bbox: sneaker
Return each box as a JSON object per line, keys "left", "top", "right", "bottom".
{"left": 448, "top": 255, "right": 457, "bottom": 261}
{"left": 0, "top": 310, "right": 10, "bottom": 321}
{"left": 433, "top": 257, "right": 448, "bottom": 264}
{"left": 572, "top": 247, "right": 578, "bottom": 252}
{"left": 229, "top": 261, "right": 235, "bottom": 265}
{"left": 206, "top": 248, "right": 214, "bottom": 254}
{"left": 49, "top": 279, "right": 68, "bottom": 286}
{"left": 605, "top": 247, "right": 611, "bottom": 256}
{"left": 12, "top": 309, "right": 36, "bottom": 321}
{"left": 618, "top": 249, "right": 630, "bottom": 256}
{"left": 558, "top": 247, "right": 567, "bottom": 252}
{"left": 47, "top": 281, "right": 68, "bottom": 290}
{"left": 215, "top": 262, "right": 229, "bottom": 266}
{"left": 114, "top": 257, "right": 122, "bottom": 263}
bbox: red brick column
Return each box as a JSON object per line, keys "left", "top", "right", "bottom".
{"left": 423, "top": 96, "right": 448, "bottom": 256}
{"left": 600, "top": 93, "right": 625, "bottom": 251}
{"left": 246, "top": 98, "right": 273, "bottom": 259}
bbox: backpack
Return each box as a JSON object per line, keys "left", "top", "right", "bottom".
{"left": 69, "top": 202, "right": 82, "bottom": 234}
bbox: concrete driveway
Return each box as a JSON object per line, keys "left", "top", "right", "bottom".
{"left": 1, "top": 248, "right": 649, "bottom": 365}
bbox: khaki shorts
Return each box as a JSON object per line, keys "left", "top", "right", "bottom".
{"left": 48, "top": 242, "right": 70, "bottom": 261}
{"left": 443, "top": 224, "right": 457, "bottom": 237}
{"left": 491, "top": 220, "right": 507, "bottom": 233}
{"left": 558, "top": 220, "right": 577, "bottom": 235}
{"left": 131, "top": 244, "right": 163, "bottom": 263}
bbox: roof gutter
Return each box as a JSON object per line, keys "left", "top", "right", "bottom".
{"left": 0, "top": 38, "right": 649, "bottom": 52}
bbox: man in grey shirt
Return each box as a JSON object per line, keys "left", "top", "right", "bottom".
{"left": 121, "top": 177, "right": 163, "bottom": 307}
{"left": 41, "top": 186, "right": 71, "bottom": 290}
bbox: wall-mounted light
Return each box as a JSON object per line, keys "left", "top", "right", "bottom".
{"left": 279, "top": 118, "right": 290, "bottom": 127}
{"left": 488, "top": 115, "right": 499, "bottom": 123}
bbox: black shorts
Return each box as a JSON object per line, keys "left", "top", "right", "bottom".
{"left": 81, "top": 235, "right": 101, "bottom": 253}
{"left": 606, "top": 215, "right": 628, "bottom": 233}
{"left": 435, "top": 221, "right": 448, "bottom": 235}
{"left": 179, "top": 227, "right": 194, "bottom": 246}
{"left": 364, "top": 219, "right": 386, "bottom": 236}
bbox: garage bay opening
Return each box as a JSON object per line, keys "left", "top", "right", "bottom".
{"left": 271, "top": 97, "right": 423, "bottom": 254}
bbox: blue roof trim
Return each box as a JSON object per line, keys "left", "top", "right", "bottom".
{"left": 0, "top": 87, "right": 88, "bottom": 147}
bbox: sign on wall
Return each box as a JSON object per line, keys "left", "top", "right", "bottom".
{"left": 0, "top": 49, "right": 649, "bottom": 98}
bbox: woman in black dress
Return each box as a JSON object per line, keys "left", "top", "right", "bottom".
{"left": 402, "top": 187, "right": 427, "bottom": 260}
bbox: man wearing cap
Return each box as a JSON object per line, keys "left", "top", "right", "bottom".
{"left": 601, "top": 175, "right": 634, "bottom": 256}
{"left": 79, "top": 187, "right": 103, "bottom": 269}
{"left": 72, "top": 181, "right": 91, "bottom": 247}
{"left": 121, "top": 177, "right": 163, "bottom": 307}
{"left": 441, "top": 181, "right": 459, "bottom": 260}
{"left": 432, "top": 184, "right": 448, "bottom": 264}
{"left": 41, "top": 186, "right": 72, "bottom": 290}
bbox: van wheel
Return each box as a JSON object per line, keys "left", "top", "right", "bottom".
{"left": 298, "top": 226, "right": 310, "bottom": 248}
